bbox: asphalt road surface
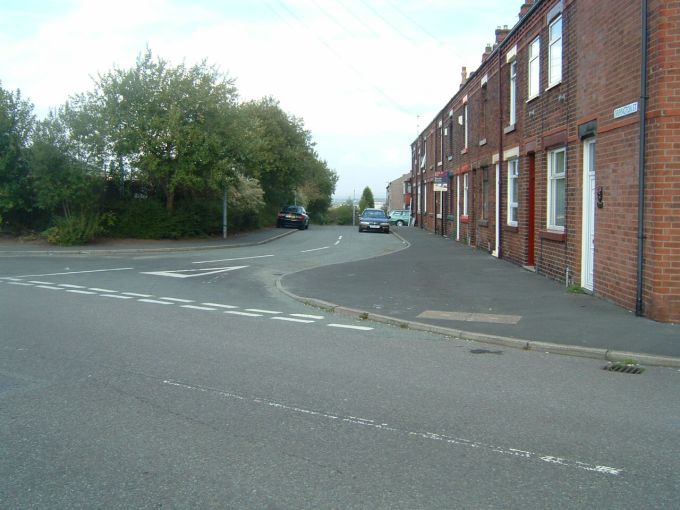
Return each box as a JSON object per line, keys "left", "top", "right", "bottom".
{"left": 1, "top": 226, "right": 678, "bottom": 509}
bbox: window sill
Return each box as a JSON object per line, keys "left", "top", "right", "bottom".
{"left": 526, "top": 94, "right": 539, "bottom": 104}
{"left": 540, "top": 229, "right": 566, "bottom": 242}
{"left": 461, "top": 148, "right": 468, "bottom": 155}
{"left": 479, "top": 138, "right": 487, "bottom": 146}
{"left": 447, "top": 155, "right": 453, "bottom": 161}
{"left": 503, "top": 224, "right": 519, "bottom": 233}
{"left": 545, "top": 81, "right": 562, "bottom": 92}
{"left": 504, "top": 124, "right": 516, "bottom": 134}
{"left": 461, "top": 216, "right": 470, "bottom": 224}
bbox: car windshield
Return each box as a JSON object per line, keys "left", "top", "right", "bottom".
{"left": 362, "top": 210, "right": 385, "bottom": 218}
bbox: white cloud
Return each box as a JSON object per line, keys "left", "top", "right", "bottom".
{"left": 0, "top": 0, "right": 521, "bottom": 199}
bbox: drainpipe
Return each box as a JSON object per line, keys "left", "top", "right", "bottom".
{"left": 636, "top": 0, "right": 648, "bottom": 316}
{"left": 497, "top": 49, "right": 504, "bottom": 259}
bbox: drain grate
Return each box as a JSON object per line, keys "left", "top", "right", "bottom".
{"left": 603, "top": 362, "right": 645, "bottom": 374}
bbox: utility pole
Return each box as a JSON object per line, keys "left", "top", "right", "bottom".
{"left": 222, "top": 180, "right": 228, "bottom": 240}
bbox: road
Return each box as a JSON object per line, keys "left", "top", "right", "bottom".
{"left": 1, "top": 226, "right": 678, "bottom": 509}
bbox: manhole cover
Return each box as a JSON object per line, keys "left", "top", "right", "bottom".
{"left": 603, "top": 362, "right": 645, "bottom": 374}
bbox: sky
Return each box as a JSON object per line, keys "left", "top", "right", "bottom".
{"left": 0, "top": 0, "right": 522, "bottom": 200}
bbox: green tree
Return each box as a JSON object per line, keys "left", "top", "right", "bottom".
{"left": 0, "top": 84, "right": 35, "bottom": 230}
{"left": 358, "top": 186, "right": 375, "bottom": 211}
{"left": 67, "top": 49, "right": 240, "bottom": 212}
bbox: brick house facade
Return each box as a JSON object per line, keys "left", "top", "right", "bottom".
{"left": 411, "top": 0, "right": 680, "bottom": 323}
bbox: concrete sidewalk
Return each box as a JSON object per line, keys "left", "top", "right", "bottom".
{"left": 281, "top": 226, "right": 679, "bottom": 367}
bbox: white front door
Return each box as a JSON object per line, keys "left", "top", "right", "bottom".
{"left": 581, "top": 138, "right": 596, "bottom": 290}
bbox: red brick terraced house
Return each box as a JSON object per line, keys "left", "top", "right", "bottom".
{"left": 410, "top": 0, "right": 680, "bottom": 323}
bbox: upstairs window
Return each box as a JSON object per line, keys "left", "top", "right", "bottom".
{"left": 548, "top": 15, "right": 563, "bottom": 87}
{"left": 509, "top": 60, "right": 517, "bottom": 126}
{"left": 528, "top": 37, "right": 540, "bottom": 99}
{"left": 463, "top": 173, "right": 469, "bottom": 216}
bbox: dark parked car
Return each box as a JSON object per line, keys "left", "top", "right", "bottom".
{"left": 358, "top": 208, "right": 390, "bottom": 233}
{"left": 277, "top": 205, "right": 309, "bottom": 230}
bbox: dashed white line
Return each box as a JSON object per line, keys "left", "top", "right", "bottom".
{"left": 224, "top": 310, "right": 262, "bottom": 317}
{"left": 271, "top": 317, "right": 315, "bottom": 324}
{"left": 193, "top": 254, "right": 274, "bottom": 264}
{"left": 35, "top": 285, "right": 63, "bottom": 290}
{"left": 328, "top": 324, "right": 374, "bottom": 331}
{"left": 138, "top": 299, "right": 175, "bottom": 305}
{"left": 181, "top": 305, "right": 217, "bottom": 311}
{"left": 11, "top": 268, "right": 133, "bottom": 278}
{"left": 58, "top": 284, "right": 86, "bottom": 289}
{"left": 122, "top": 292, "right": 153, "bottom": 298}
{"left": 67, "top": 290, "right": 98, "bottom": 295}
{"left": 88, "top": 288, "right": 117, "bottom": 293}
{"left": 300, "top": 246, "right": 329, "bottom": 253}
{"left": 100, "top": 294, "right": 134, "bottom": 299}
{"left": 290, "top": 313, "right": 325, "bottom": 320}
{"left": 160, "top": 297, "right": 194, "bottom": 303}
{"left": 29, "top": 281, "right": 53, "bottom": 285}
{"left": 202, "top": 303, "right": 239, "bottom": 309}
{"left": 6, "top": 282, "right": 33, "bottom": 286}
{"left": 246, "top": 309, "right": 281, "bottom": 315}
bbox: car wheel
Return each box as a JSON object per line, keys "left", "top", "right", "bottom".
{"left": 396, "top": 220, "right": 404, "bottom": 226}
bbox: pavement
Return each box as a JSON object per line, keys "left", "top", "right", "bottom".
{"left": 1, "top": 226, "right": 678, "bottom": 367}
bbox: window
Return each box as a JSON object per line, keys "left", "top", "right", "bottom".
{"left": 482, "top": 168, "right": 489, "bottom": 220}
{"left": 548, "top": 148, "right": 566, "bottom": 230}
{"left": 548, "top": 15, "right": 562, "bottom": 87}
{"left": 507, "top": 159, "right": 519, "bottom": 226}
{"left": 463, "top": 173, "right": 469, "bottom": 216}
{"left": 463, "top": 103, "right": 469, "bottom": 150}
{"left": 509, "top": 60, "right": 517, "bottom": 126}
{"left": 528, "top": 37, "right": 540, "bottom": 99}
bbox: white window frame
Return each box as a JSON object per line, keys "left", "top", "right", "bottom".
{"left": 463, "top": 173, "right": 469, "bottom": 216}
{"left": 528, "top": 37, "right": 540, "bottom": 99}
{"left": 509, "top": 60, "right": 517, "bottom": 126}
{"left": 547, "top": 147, "right": 566, "bottom": 231}
{"left": 507, "top": 159, "right": 519, "bottom": 226}
{"left": 548, "top": 15, "right": 563, "bottom": 87}
{"left": 463, "top": 103, "right": 469, "bottom": 150}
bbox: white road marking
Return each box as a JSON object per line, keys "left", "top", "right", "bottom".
{"left": 35, "top": 285, "right": 63, "bottom": 290}
{"left": 12, "top": 268, "right": 133, "bottom": 278}
{"left": 29, "top": 281, "right": 54, "bottom": 285}
{"left": 100, "top": 294, "right": 134, "bottom": 299}
{"left": 290, "top": 313, "right": 325, "bottom": 320}
{"left": 138, "top": 299, "right": 175, "bottom": 305}
{"left": 6, "top": 282, "right": 33, "bottom": 286}
{"left": 271, "top": 317, "right": 315, "bottom": 323}
{"left": 202, "top": 302, "right": 238, "bottom": 309}
{"left": 193, "top": 254, "right": 274, "bottom": 264}
{"left": 300, "top": 246, "right": 329, "bottom": 253}
{"left": 0, "top": 277, "right": 23, "bottom": 281}
{"left": 163, "top": 379, "right": 624, "bottom": 477}
{"left": 334, "top": 235, "right": 343, "bottom": 246}
{"left": 122, "top": 292, "right": 152, "bottom": 297}
{"left": 88, "top": 287, "right": 117, "bottom": 293}
{"left": 181, "top": 305, "right": 217, "bottom": 311}
{"left": 224, "top": 310, "right": 262, "bottom": 317}
{"left": 246, "top": 308, "right": 281, "bottom": 314}
{"left": 58, "top": 284, "right": 86, "bottom": 289}
{"left": 141, "top": 266, "right": 248, "bottom": 278}
{"left": 328, "top": 324, "right": 374, "bottom": 331}
{"left": 66, "top": 290, "right": 97, "bottom": 295}
{"left": 159, "top": 297, "right": 194, "bottom": 303}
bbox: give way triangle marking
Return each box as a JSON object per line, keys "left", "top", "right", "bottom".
{"left": 141, "top": 265, "right": 248, "bottom": 278}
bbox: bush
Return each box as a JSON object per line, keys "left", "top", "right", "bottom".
{"left": 328, "top": 203, "right": 356, "bottom": 225}
{"left": 43, "top": 212, "right": 110, "bottom": 245}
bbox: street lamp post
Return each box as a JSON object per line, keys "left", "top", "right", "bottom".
{"left": 222, "top": 180, "right": 228, "bottom": 240}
